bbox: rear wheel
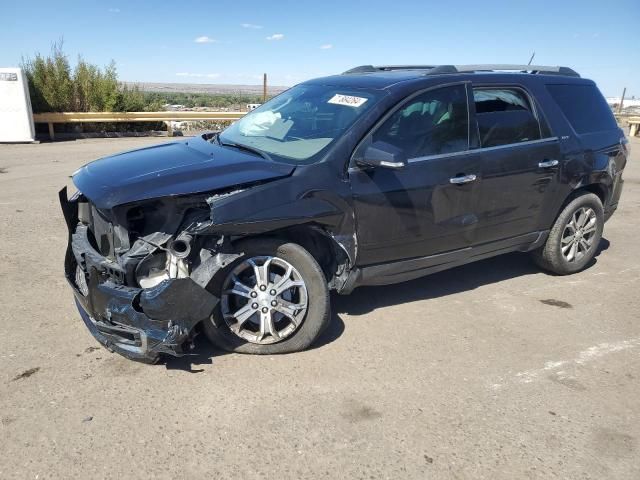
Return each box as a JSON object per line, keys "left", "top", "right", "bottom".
{"left": 533, "top": 192, "right": 604, "bottom": 275}
{"left": 203, "top": 238, "right": 330, "bottom": 354}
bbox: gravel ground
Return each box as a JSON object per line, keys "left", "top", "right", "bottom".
{"left": 0, "top": 136, "right": 639, "bottom": 480}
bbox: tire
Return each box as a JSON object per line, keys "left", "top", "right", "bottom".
{"left": 533, "top": 192, "right": 604, "bottom": 275}
{"left": 203, "top": 238, "right": 331, "bottom": 354}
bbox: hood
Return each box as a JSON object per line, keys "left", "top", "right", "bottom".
{"left": 72, "top": 135, "right": 295, "bottom": 209}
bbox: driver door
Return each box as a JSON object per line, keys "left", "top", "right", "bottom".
{"left": 349, "top": 83, "right": 483, "bottom": 266}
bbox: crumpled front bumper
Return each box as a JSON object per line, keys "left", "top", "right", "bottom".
{"left": 60, "top": 188, "right": 219, "bottom": 363}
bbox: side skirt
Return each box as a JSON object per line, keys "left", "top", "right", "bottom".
{"left": 340, "top": 230, "right": 549, "bottom": 292}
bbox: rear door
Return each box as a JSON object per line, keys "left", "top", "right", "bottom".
{"left": 471, "top": 85, "right": 563, "bottom": 245}
{"left": 349, "top": 83, "right": 483, "bottom": 266}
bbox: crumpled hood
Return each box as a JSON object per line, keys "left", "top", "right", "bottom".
{"left": 73, "top": 135, "right": 295, "bottom": 209}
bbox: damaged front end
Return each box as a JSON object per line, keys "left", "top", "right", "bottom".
{"left": 60, "top": 133, "right": 362, "bottom": 362}
{"left": 60, "top": 187, "right": 237, "bottom": 363}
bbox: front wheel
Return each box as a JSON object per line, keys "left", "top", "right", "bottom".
{"left": 203, "top": 238, "right": 331, "bottom": 354}
{"left": 533, "top": 192, "right": 604, "bottom": 275}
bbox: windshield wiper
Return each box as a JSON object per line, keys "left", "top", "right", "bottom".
{"left": 218, "top": 138, "right": 272, "bottom": 161}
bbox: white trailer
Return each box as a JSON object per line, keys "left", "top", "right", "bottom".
{"left": 0, "top": 68, "right": 35, "bottom": 142}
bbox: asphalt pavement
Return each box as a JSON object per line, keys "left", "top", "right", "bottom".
{"left": 0, "top": 135, "right": 638, "bottom": 479}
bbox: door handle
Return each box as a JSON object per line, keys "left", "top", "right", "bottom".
{"left": 449, "top": 174, "right": 477, "bottom": 185}
{"left": 538, "top": 159, "right": 559, "bottom": 168}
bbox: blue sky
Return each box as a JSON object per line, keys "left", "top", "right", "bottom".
{"left": 2, "top": 0, "right": 639, "bottom": 96}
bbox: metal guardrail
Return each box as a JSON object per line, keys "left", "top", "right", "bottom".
{"left": 616, "top": 114, "right": 640, "bottom": 137}
{"left": 32, "top": 111, "right": 246, "bottom": 140}
{"left": 626, "top": 116, "right": 640, "bottom": 137}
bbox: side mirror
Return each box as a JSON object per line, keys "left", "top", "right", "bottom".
{"left": 357, "top": 141, "right": 407, "bottom": 169}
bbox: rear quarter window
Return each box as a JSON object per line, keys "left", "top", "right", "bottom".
{"left": 546, "top": 84, "right": 618, "bottom": 134}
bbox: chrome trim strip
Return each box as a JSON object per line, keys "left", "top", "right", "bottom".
{"left": 404, "top": 137, "right": 559, "bottom": 164}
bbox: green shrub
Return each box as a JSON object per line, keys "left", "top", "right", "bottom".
{"left": 22, "top": 41, "right": 147, "bottom": 113}
{"left": 22, "top": 41, "right": 273, "bottom": 116}
{"left": 72, "top": 58, "right": 119, "bottom": 111}
{"left": 23, "top": 41, "right": 74, "bottom": 112}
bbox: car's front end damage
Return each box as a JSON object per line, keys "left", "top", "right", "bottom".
{"left": 60, "top": 135, "right": 359, "bottom": 362}
{"left": 60, "top": 187, "right": 244, "bottom": 362}
{"left": 58, "top": 136, "right": 299, "bottom": 361}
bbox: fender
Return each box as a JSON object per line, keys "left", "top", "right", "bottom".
{"left": 191, "top": 163, "right": 359, "bottom": 265}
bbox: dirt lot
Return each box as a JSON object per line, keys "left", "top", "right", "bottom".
{"left": 1, "top": 136, "right": 639, "bottom": 479}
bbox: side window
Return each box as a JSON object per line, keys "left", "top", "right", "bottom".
{"left": 546, "top": 84, "right": 618, "bottom": 134}
{"left": 372, "top": 84, "right": 469, "bottom": 159}
{"left": 473, "top": 88, "right": 541, "bottom": 148}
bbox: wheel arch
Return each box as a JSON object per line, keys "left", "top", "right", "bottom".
{"left": 230, "top": 224, "right": 348, "bottom": 287}
{"left": 579, "top": 183, "right": 608, "bottom": 206}
{"left": 555, "top": 182, "right": 608, "bottom": 222}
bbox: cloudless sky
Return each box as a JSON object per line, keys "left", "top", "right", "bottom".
{"left": 2, "top": 0, "right": 639, "bottom": 96}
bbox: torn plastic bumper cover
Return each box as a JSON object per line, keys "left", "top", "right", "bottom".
{"left": 74, "top": 274, "right": 217, "bottom": 362}
{"left": 63, "top": 197, "right": 218, "bottom": 362}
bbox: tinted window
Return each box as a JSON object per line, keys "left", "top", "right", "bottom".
{"left": 547, "top": 84, "right": 618, "bottom": 134}
{"left": 473, "top": 88, "right": 541, "bottom": 148}
{"left": 373, "top": 85, "right": 469, "bottom": 159}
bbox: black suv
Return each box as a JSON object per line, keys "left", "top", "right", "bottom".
{"left": 60, "top": 64, "right": 627, "bottom": 362}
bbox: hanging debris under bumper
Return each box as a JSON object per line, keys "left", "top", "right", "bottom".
{"left": 71, "top": 273, "right": 218, "bottom": 363}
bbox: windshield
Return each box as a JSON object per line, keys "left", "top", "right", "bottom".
{"left": 219, "top": 84, "right": 383, "bottom": 163}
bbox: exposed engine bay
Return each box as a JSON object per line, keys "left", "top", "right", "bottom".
{"left": 60, "top": 187, "right": 246, "bottom": 362}
{"left": 60, "top": 178, "right": 354, "bottom": 362}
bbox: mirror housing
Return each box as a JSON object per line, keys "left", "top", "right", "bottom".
{"left": 357, "top": 141, "right": 407, "bottom": 169}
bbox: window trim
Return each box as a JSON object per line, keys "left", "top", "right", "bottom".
{"left": 349, "top": 81, "right": 472, "bottom": 168}
{"left": 470, "top": 84, "right": 551, "bottom": 149}
{"left": 405, "top": 136, "right": 560, "bottom": 163}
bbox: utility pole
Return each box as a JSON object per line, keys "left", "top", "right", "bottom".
{"left": 263, "top": 73, "right": 267, "bottom": 102}
{"left": 618, "top": 87, "right": 626, "bottom": 114}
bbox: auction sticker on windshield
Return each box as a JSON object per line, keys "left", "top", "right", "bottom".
{"left": 328, "top": 94, "right": 368, "bottom": 108}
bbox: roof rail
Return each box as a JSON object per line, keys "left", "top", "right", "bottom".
{"left": 448, "top": 64, "right": 580, "bottom": 77}
{"left": 343, "top": 64, "right": 580, "bottom": 77}
{"left": 343, "top": 65, "right": 437, "bottom": 74}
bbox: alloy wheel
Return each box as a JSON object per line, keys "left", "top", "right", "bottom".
{"left": 561, "top": 207, "right": 598, "bottom": 263}
{"left": 220, "top": 256, "right": 308, "bottom": 344}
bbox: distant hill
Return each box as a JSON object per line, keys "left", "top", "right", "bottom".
{"left": 124, "top": 81, "right": 289, "bottom": 95}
